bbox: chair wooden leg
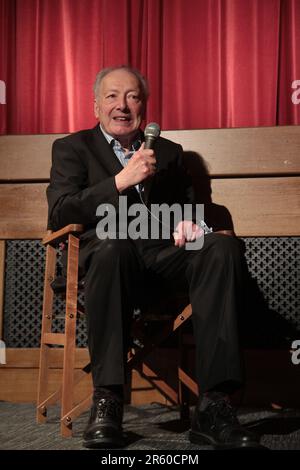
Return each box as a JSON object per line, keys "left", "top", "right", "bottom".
{"left": 178, "top": 327, "right": 191, "bottom": 421}
{"left": 36, "top": 244, "right": 56, "bottom": 423}
{"left": 175, "top": 304, "right": 198, "bottom": 416}
{"left": 60, "top": 234, "right": 80, "bottom": 437}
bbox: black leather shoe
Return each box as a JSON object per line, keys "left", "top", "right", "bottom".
{"left": 189, "top": 394, "right": 261, "bottom": 449}
{"left": 83, "top": 392, "right": 125, "bottom": 449}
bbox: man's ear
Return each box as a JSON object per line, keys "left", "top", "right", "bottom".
{"left": 94, "top": 100, "right": 100, "bottom": 119}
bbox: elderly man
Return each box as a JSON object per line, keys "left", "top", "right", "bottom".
{"left": 47, "top": 66, "right": 260, "bottom": 449}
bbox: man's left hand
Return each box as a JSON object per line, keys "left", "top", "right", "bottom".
{"left": 173, "top": 221, "right": 204, "bottom": 247}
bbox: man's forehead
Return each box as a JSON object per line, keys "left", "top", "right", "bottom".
{"left": 101, "top": 70, "right": 140, "bottom": 91}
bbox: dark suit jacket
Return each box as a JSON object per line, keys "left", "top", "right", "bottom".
{"left": 47, "top": 125, "right": 194, "bottom": 241}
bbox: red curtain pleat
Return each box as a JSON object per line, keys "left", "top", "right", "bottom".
{"left": 0, "top": 0, "right": 300, "bottom": 134}
{"left": 277, "top": 0, "right": 300, "bottom": 124}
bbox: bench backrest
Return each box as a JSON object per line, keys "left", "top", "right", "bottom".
{"left": 0, "top": 126, "right": 299, "bottom": 239}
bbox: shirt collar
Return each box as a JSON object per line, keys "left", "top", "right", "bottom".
{"left": 100, "top": 124, "right": 115, "bottom": 145}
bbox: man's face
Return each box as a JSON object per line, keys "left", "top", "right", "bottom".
{"left": 94, "top": 69, "right": 145, "bottom": 143}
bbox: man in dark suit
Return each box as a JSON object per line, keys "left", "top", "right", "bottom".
{"left": 47, "top": 66, "right": 260, "bottom": 449}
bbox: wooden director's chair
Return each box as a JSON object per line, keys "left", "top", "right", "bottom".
{"left": 36, "top": 224, "right": 198, "bottom": 437}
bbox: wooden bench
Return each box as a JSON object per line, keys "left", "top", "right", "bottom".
{"left": 0, "top": 126, "right": 300, "bottom": 407}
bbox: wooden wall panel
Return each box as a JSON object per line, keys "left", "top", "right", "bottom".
{"left": 0, "top": 177, "right": 299, "bottom": 238}
{"left": 1, "top": 127, "right": 300, "bottom": 181}
{"left": 211, "top": 176, "right": 300, "bottom": 236}
{"left": 1, "top": 348, "right": 90, "bottom": 368}
{"left": 0, "top": 349, "right": 168, "bottom": 405}
{"left": 0, "top": 134, "right": 66, "bottom": 181}
{"left": 1, "top": 348, "right": 300, "bottom": 408}
{"left": 0, "top": 183, "right": 47, "bottom": 238}
{"left": 163, "top": 126, "right": 300, "bottom": 176}
{"left": 0, "top": 241, "right": 5, "bottom": 339}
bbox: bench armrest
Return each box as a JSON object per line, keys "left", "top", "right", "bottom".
{"left": 42, "top": 224, "right": 84, "bottom": 246}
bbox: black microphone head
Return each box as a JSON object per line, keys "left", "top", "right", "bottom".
{"left": 144, "top": 122, "right": 161, "bottom": 149}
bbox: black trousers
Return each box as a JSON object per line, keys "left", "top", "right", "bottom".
{"left": 80, "top": 233, "right": 246, "bottom": 393}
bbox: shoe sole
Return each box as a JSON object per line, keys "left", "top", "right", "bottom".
{"left": 189, "top": 430, "right": 263, "bottom": 450}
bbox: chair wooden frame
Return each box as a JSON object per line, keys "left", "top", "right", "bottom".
{"left": 36, "top": 224, "right": 196, "bottom": 436}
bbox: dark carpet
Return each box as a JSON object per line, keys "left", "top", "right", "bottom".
{"left": 1, "top": 402, "right": 300, "bottom": 450}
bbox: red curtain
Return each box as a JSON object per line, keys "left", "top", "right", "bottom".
{"left": 1, "top": 0, "right": 300, "bottom": 134}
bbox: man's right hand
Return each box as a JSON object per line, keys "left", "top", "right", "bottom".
{"left": 115, "top": 143, "right": 156, "bottom": 193}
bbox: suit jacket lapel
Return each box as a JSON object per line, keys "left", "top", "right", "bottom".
{"left": 89, "top": 125, "right": 124, "bottom": 176}
{"left": 88, "top": 125, "right": 140, "bottom": 203}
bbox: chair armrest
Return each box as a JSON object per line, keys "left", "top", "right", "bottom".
{"left": 42, "top": 224, "right": 84, "bottom": 246}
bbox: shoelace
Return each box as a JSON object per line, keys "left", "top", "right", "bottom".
{"left": 209, "top": 399, "right": 238, "bottom": 425}
{"left": 96, "top": 397, "right": 123, "bottom": 420}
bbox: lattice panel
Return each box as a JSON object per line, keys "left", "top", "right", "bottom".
{"left": 243, "top": 238, "right": 299, "bottom": 329}
{"left": 3, "top": 240, "right": 87, "bottom": 348}
{"left": 3, "top": 238, "right": 299, "bottom": 348}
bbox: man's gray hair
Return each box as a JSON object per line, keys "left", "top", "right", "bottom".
{"left": 93, "top": 66, "right": 149, "bottom": 102}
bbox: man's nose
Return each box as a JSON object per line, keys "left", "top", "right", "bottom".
{"left": 116, "top": 96, "right": 128, "bottom": 111}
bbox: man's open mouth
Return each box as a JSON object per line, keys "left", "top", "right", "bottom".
{"left": 113, "top": 116, "right": 131, "bottom": 121}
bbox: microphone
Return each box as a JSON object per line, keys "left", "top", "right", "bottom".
{"left": 144, "top": 122, "right": 161, "bottom": 149}
{"left": 138, "top": 123, "right": 160, "bottom": 195}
